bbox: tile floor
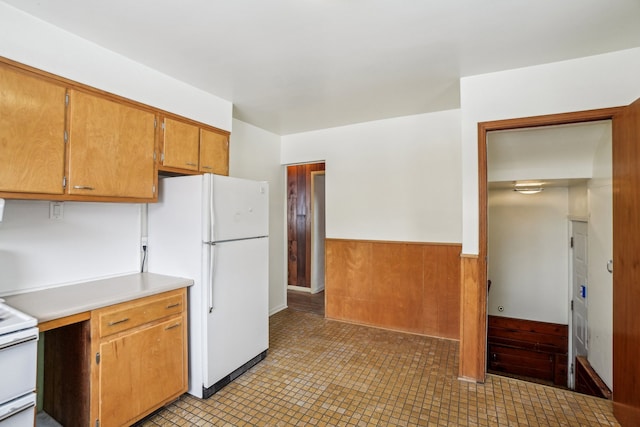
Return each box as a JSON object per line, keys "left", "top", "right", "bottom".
{"left": 140, "top": 309, "right": 619, "bottom": 426}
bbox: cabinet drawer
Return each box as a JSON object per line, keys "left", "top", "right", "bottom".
{"left": 98, "top": 292, "right": 184, "bottom": 337}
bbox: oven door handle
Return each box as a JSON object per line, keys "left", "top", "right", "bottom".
{"left": 0, "top": 334, "right": 37, "bottom": 352}
{"left": 0, "top": 401, "right": 36, "bottom": 422}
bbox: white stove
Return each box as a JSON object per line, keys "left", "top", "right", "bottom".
{"left": 0, "top": 299, "right": 38, "bottom": 427}
{"left": 0, "top": 300, "right": 37, "bottom": 335}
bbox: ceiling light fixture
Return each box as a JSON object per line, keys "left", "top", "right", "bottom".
{"left": 513, "top": 182, "right": 544, "bottom": 195}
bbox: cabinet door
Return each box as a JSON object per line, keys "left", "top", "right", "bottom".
{"left": 162, "top": 118, "right": 199, "bottom": 171}
{"left": 0, "top": 66, "right": 66, "bottom": 194}
{"left": 199, "top": 129, "right": 229, "bottom": 175}
{"left": 98, "top": 317, "right": 186, "bottom": 427}
{"left": 67, "top": 90, "right": 156, "bottom": 199}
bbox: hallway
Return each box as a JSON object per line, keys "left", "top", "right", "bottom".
{"left": 140, "top": 309, "right": 617, "bottom": 426}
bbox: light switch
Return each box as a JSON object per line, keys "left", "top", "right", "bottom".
{"left": 49, "top": 201, "right": 64, "bottom": 220}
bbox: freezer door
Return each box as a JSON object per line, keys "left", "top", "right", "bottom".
{"left": 204, "top": 237, "right": 269, "bottom": 388}
{"left": 210, "top": 175, "right": 268, "bottom": 241}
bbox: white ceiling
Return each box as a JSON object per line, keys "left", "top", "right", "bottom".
{"left": 4, "top": 0, "right": 640, "bottom": 135}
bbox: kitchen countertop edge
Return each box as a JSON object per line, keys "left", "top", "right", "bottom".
{"left": 3, "top": 272, "right": 194, "bottom": 324}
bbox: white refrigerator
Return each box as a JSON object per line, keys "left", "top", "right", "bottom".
{"left": 147, "top": 174, "right": 269, "bottom": 398}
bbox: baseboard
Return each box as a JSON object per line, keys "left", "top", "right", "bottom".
{"left": 269, "top": 304, "right": 288, "bottom": 316}
{"left": 287, "top": 285, "right": 311, "bottom": 292}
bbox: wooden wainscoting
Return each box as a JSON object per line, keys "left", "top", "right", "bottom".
{"left": 459, "top": 254, "right": 486, "bottom": 381}
{"left": 325, "top": 239, "right": 461, "bottom": 339}
{"left": 487, "top": 315, "right": 568, "bottom": 386}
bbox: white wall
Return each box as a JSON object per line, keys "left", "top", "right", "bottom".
{"left": 0, "top": 201, "right": 141, "bottom": 296}
{"left": 587, "top": 129, "right": 613, "bottom": 389}
{"left": 568, "top": 182, "right": 588, "bottom": 219}
{"left": 229, "top": 119, "right": 286, "bottom": 315}
{"left": 488, "top": 188, "right": 569, "bottom": 324}
{"left": 282, "top": 109, "right": 462, "bottom": 243}
{"left": 461, "top": 47, "right": 640, "bottom": 254}
{"left": 0, "top": 2, "right": 232, "bottom": 131}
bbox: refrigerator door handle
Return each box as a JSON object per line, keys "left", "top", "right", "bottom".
{"left": 208, "top": 242, "right": 216, "bottom": 313}
{"left": 209, "top": 175, "right": 216, "bottom": 243}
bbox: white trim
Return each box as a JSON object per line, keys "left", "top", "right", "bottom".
{"left": 287, "top": 285, "right": 312, "bottom": 293}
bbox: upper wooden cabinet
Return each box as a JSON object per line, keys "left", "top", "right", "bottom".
{"left": 0, "top": 58, "right": 230, "bottom": 201}
{"left": 67, "top": 90, "right": 157, "bottom": 199}
{"left": 161, "top": 118, "right": 200, "bottom": 171}
{"left": 0, "top": 65, "right": 66, "bottom": 194}
{"left": 199, "top": 129, "right": 229, "bottom": 175}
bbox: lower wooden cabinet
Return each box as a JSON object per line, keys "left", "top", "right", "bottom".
{"left": 43, "top": 289, "right": 188, "bottom": 427}
{"left": 90, "top": 289, "right": 188, "bottom": 427}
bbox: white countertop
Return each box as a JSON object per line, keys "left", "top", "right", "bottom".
{"left": 3, "top": 273, "right": 193, "bottom": 324}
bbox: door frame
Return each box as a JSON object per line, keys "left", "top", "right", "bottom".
{"left": 466, "top": 107, "right": 623, "bottom": 383}
{"left": 310, "top": 170, "right": 326, "bottom": 294}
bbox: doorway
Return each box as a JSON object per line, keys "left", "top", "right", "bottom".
{"left": 286, "top": 162, "right": 326, "bottom": 315}
{"left": 480, "top": 115, "right": 612, "bottom": 396}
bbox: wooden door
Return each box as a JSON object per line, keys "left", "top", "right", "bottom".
{"left": 0, "top": 65, "right": 66, "bottom": 194}
{"left": 98, "top": 317, "right": 186, "bottom": 426}
{"left": 67, "top": 90, "right": 156, "bottom": 199}
{"left": 162, "top": 118, "right": 200, "bottom": 171}
{"left": 199, "top": 129, "right": 229, "bottom": 175}
{"left": 612, "top": 96, "right": 640, "bottom": 425}
{"left": 287, "top": 163, "right": 325, "bottom": 288}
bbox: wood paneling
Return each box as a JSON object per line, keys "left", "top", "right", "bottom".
{"left": 287, "top": 163, "right": 325, "bottom": 287}
{"left": 44, "top": 321, "right": 91, "bottom": 427}
{"left": 325, "top": 239, "right": 461, "bottom": 339}
{"left": 459, "top": 255, "right": 486, "bottom": 381}
{"left": 613, "top": 97, "right": 640, "bottom": 425}
{"left": 487, "top": 315, "right": 568, "bottom": 386}
{"left": 575, "top": 356, "right": 612, "bottom": 399}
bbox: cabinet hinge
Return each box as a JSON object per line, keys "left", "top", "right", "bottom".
{"left": 161, "top": 121, "right": 165, "bottom": 130}
{"left": 152, "top": 185, "right": 156, "bottom": 194}
{"left": 570, "top": 363, "right": 574, "bottom": 375}
{"left": 161, "top": 153, "right": 165, "bottom": 162}
{"left": 571, "top": 300, "right": 574, "bottom": 311}
{"left": 154, "top": 118, "right": 157, "bottom": 128}
{"left": 153, "top": 152, "right": 157, "bottom": 161}
{"left": 95, "top": 419, "right": 100, "bottom": 427}
{"left": 570, "top": 237, "right": 574, "bottom": 248}
{"left": 65, "top": 93, "right": 69, "bottom": 106}
{"left": 64, "top": 130, "right": 68, "bottom": 143}
{"left": 96, "top": 352, "right": 100, "bottom": 365}
{"left": 62, "top": 176, "right": 67, "bottom": 189}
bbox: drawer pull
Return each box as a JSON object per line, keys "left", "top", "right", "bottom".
{"left": 108, "top": 318, "right": 130, "bottom": 326}
{"left": 166, "top": 303, "right": 180, "bottom": 309}
{"left": 73, "top": 185, "right": 95, "bottom": 190}
{"left": 165, "top": 323, "right": 181, "bottom": 330}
